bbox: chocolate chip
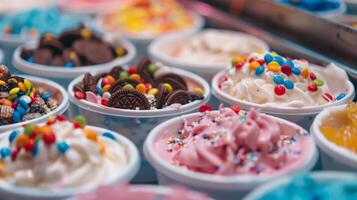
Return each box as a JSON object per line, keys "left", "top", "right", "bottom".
{"left": 84, "top": 41, "right": 114, "bottom": 64}
{"left": 109, "top": 78, "right": 140, "bottom": 94}
{"left": 33, "top": 48, "right": 53, "bottom": 65}
{"left": 108, "top": 89, "right": 150, "bottom": 110}
{"left": 58, "top": 28, "right": 83, "bottom": 47}
{"left": 83, "top": 73, "right": 97, "bottom": 93}
{"left": 166, "top": 90, "right": 192, "bottom": 106}
{"left": 137, "top": 58, "right": 154, "bottom": 84}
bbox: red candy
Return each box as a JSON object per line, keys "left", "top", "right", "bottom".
{"left": 74, "top": 91, "right": 85, "bottom": 99}
{"left": 248, "top": 57, "right": 256, "bottom": 63}
{"left": 128, "top": 66, "right": 137, "bottom": 75}
{"left": 274, "top": 85, "right": 286, "bottom": 96}
{"left": 307, "top": 84, "right": 318, "bottom": 92}
{"left": 56, "top": 115, "right": 67, "bottom": 121}
{"left": 29, "top": 129, "right": 39, "bottom": 139}
{"left": 11, "top": 102, "right": 19, "bottom": 109}
{"left": 235, "top": 62, "right": 244, "bottom": 69}
{"left": 281, "top": 65, "right": 292, "bottom": 76}
{"left": 145, "top": 83, "right": 152, "bottom": 91}
{"left": 73, "top": 122, "right": 82, "bottom": 129}
{"left": 257, "top": 59, "right": 265, "bottom": 65}
{"left": 11, "top": 148, "right": 20, "bottom": 161}
{"left": 102, "top": 78, "right": 114, "bottom": 86}
{"left": 322, "top": 93, "right": 334, "bottom": 101}
{"left": 24, "top": 139, "right": 35, "bottom": 152}
{"left": 199, "top": 104, "right": 212, "bottom": 112}
{"left": 101, "top": 98, "right": 108, "bottom": 106}
{"left": 43, "top": 133, "right": 56, "bottom": 145}
{"left": 231, "top": 105, "right": 241, "bottom": 113}
{"left": 309, "top": 72, "right": 317, "bottom": 80}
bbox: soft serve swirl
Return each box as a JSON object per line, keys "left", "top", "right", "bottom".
{"left": 0, "top": 115, "right": 128, "bottom": 188}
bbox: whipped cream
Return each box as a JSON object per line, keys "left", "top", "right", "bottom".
{"left": 164, "top": 30, "right": 268, "bottom": 66}
{"left": 220, "top": 52, "right": 349, "bottom": 107}
{"left": 0, "top": 116, "right": 128, "bottom": 188}
{"left": 155, "top": 107, "right": 312, "bottom": 175}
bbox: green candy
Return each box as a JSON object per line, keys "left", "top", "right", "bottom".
{"left": 119, "top": 71, "right": 129, "bottom": 80}
{"left": 74, "top": 116, "right": 87, "bottom": 128}
{"left": 148, "top": 64, "right": 158, "bottom": 74}
{"left": 24, "top": 124, "right": 35, "bottom": 136}
{"left": 314, "top": 79, "right": 324, "bottom": 87}
{"left": 7, "top": 94, "right": 17, "bottom": 100}
{"left": 123, "top": 84, "right": 134, "bottom": 90}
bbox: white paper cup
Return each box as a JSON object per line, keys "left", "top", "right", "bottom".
{"left": 211, "top": 68, "right": 355, "bottom": 130}
{"left": 0, "top": 125, "right": 140, "bottom": 200}
{"left": 68, "top": 67, "right": 210, "bottom": 183}
{"left": 92, "top": 11, "right": 204, "bottom": 62}
{"left": 149, "top": 29, "right": 269, "bottom": 81}
{"left": 244, "top": 171, "right": 357, "bottom": 200}
{"left": 311, "top": 104, "right": 357, "bottom": 171}
{"left": 0, "top": 75, "right": 69, "bottom": 133}
{"left": 144, "top": 111, "right": 318, "bottom": 200}
{"left": 12, "top": 38, "right": 136, "bottom": 87}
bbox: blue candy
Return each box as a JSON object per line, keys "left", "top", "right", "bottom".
{"left": 285, "top": 60, "right": 295, "bottom": 68}
{"left": 19, "top": 99, "right": 29, "bottom": 110}
{"left": 264, "top": 54, "right": 273, "bottom": 63}
{"left": 32, "top": 143, "right": 39, "bottom": 157}
{"left": 12, "top": 111, "right": 21, "bottom": 123}
{"left": 9, "top": 130, "right": 19, "bottom": 143}
{"left": 96, "top": 86, "right": 103, "bottom": 96}
{"left": 41, "top": 92, "right": 52, "bottom": 100}
{"left": 255, "top": 66, "right": 265, "bottom": 76}
{"left": 0, "top": 148, "right": 11, "bottom": 159}
{"left": 274, "top": 56, "right": 285, "bottom": 66}
{"left": 16, "top": 105, "right": 26, "bottom": 116}
{"left": 57, "top": 142, "right": 70, "bottom": 154}
{"left": 336, "top": 93, "right": 346, "bottom": 100}
{"left": 292, "top": 67, "right": 301, "bottom": 75}
{"left": 27, "top": 57, "right": 34, "bottom": 63}
{"left": 273, "top": 75, "right": 284, "bottom": 85}
{"left": 65, "top": 61, "right": 74, "bottom": 68}
{"left": 102, "top": 132, "right": 116, "bottom": 141}
{"left": 284, "top": 79, "right": 294, "bottom": 89}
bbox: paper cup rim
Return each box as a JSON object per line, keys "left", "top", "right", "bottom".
{"left": 148, "top": 28, "right": 270, "bottom": 70}
{"left": 243, "top": 171, "right": 357, "bottom": 200}
{"left": 93, "top": 11, "right": 204, "bottom": 44}
{"left": 67, "top": 67, "right": 211, "bottom": 118}
{"left": 144, "top": 111, "right": 318, "bottom": 190}
{"left": 0, "top": 75, "right": 69, "bottom": 133}
{"left": 211, "top": 70, "right": 355, "bottom": 115}
{"left": 0, "top": 125, "right": 140, "bottom": 199}
{"left": 311, "top": 104, "right": 357, "bottom": 169}
{"left": 0, "top": 48, "right": 3, "bottom": 64}
{"left": 12, "top": 39, "right": 136, "bottom": 78}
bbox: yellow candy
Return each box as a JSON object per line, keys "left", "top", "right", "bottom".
{"left": 102, "top": 84, "right": 111, "bottom": 94}
{"left": 69, "top": 51, "right": 77, "bottom": 60}
{"left": 301, "top": 68, "right": 309, "bottom": 79}
{"left": 0, "top": 161, "right": 4, "bottom": 171}
{"left": 267, "top": 61, "right": 280, "bottom": 72}
{"left": 81, "top": 28, "right": 91, "bottom": 40}
{"left": 148, "top": 88, "right": 158, "bottom": 96}
{"left": 24, "top": 79, "right": 32, "bottom": 90}
{"left": 163, "top": 83, "right": 173, "bottom": 93}
{"left": 41, "top": 126, "right": 52, "bottom": 134}
{"left": 115, "top": 47, "right": 126, "bottom": 56}
{"left": 7, "top": 78, "right": 17, "bottom": 83}
{"left": 98, "top": 139, "right": 106, "bottom": 155}
{"left": 18, "top": 82, "right": 26, "bottom": 92}
{"left": 270, "top": 52, "right": 278, "bottom": 56}
{"left": 130, "top": 73, "right": 141, "bottom": 81}
{"left": 232, "top": 57, "right": 245, "bottom": 64}
{"left": 9, "top": 87, "right": 20, "bottom": 95}
{"left": 16, "top": 134, "right": 29, "bottom": 148}
{"left": 193, "top": 88, "right": 204, "bottom": 95}
{"left": 249, "top": 61, "right": 260, "bottom": 71}
{"left": 136, "top": 83, "right": 147, "bottom": 93}
{"left": 85, "top": 129, "right": 98, "bottom": 142}
{"left": 0, "top": 80, "right": 5, "bottom": 86}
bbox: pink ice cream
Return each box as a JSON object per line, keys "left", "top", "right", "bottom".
{"left": 154, "top": 107, "right": 314, "bottom": 175}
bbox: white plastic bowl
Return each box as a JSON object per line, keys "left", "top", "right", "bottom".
{"left": 149, "top": 29, "right": 269, "bottom": 81}
{"left": 0, "top": 125, "right": 140, "bottom": 200}
{"left": 12, "top": 38, "right": 136, "bottom": 86}
{"left": 67, "top": 67, "right": 210, "bottom": 183}
{"left": 144, "top": 111, "right": 318, "bottom": 200}
{"left": 311, "top": 104, "right": 357, "bottom": 171}
{"left": 0, "top": 48, "right": 3, "bottom": 64}
{"left": 244, "top": 171, "right": 357, "bottom": 200}
{"left": 0, "top": 75, "right": 69, "bottom": 133}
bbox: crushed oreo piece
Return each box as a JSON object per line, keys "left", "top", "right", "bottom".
{"left": 83, "top": 73, "right": 97, "bottom": 94}
{"left": 166, "top": 90, "right": 191, "bottom": 106}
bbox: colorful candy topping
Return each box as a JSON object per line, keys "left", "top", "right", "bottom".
{"left": 20, "top": 26, "right": 128, "bottom": 67}
{"left": 320, "top": 102, "right": 357, "bottom": 153}
{"left": 73, "top": 59, "right": 205, "bottom": 110}
{"left": 157, "top": 106, "right": 311, "bottom": 175}
{"left": 0, "top": 115, "right": 128, "bottom": 187}
{"left": 220, "top": 52, "right": 349, "bottom": 107}
{"left": 100, "top": 0, "right": 195, "bottom": 36}
{"left": 0, "top": 65, "right": 58, "bottom": 125}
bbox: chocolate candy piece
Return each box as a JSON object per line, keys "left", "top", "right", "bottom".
{"left": 58, "top": 28, "right": 83, "bottom": 47}
{"left": 137, "top": 58, "right": 154, "bottom": 84}
{"left": 72, "top": 39, "right": 88, "bottom": 57}
{"left": 62, "top": 49, "right": 81, "bottom": 66}
{"left": 109, "top": 78, "right": 140, "bottom": 94}
{"left": 39, "top": 36, "right": 64, "bottom": 54}
{"left": 73, "top": 83, "right": 84, "bottom": 92}
{"left": 156, "top": 84, "right": 169, "bottom": 109}
{"left": 166, "top": 90, "right": 192, "bottom": 106}
{"left": 83, "top": 73, "right": 97, "bottom": 93}
{"left": 85, "top": 41, "right": 114, "bottom": 64}
{"left": 108, "top": 89, "right": 150, "bottom": 110}
{"left": 157, "top": 73, "right": 187, "bottom": 90}
{"left": 33, "top": 48, "right": 53, "bottom": 65}
{"left": 50, "top": 56, "right": 65, "bottom": 66}
{"left": 109, "top": 66, "right": 123, "bottom": 79}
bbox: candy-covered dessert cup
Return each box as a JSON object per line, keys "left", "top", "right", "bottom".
{"left": 0, "top": 75, "right": 69, "bottom": 133}
{"left": 0, "top": 124, "right": 140, "bottom": 200}
{"left": 212, "top": 53, "right": 355, "bottom": 129}
{"left": 149, "top": 29, "right": 269, "bottom": 81}
{"left": 244, "top": 171, "right": 357, "bottom": 200}
{"left": 144, "top": 108, "right": 318, "bottom": 200}
{"left": 311, "top": 104, "right": 357, "bottom": 171}
{"left": 68, "top": 67, "right": 210, "bottom": 183}
{"left": 12, "top": 39, "right": 136, "bottom": 87}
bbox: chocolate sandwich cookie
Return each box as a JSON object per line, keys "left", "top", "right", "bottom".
{"left": 156, "top": 84, "right": 170, "bottom": 109}
{"left": 165, "top": 90, "right": 192, "bottom": 106}
{"left": 33, "top": 49, "right": 53, "bottom": 65}
{"left": 39, "top": 34, "right": 64, "bottom": 54}
{"left": 157, "top": 73, "right": 187, "bottom": 90}
{"left": 85, "top": 41, "right": 114, "bottom": 64}
{"left": 109, "top": 78, "right": 140, "bottom": 94}
{"left": 108, "top": 89, "right": 150, "bottom": 110}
